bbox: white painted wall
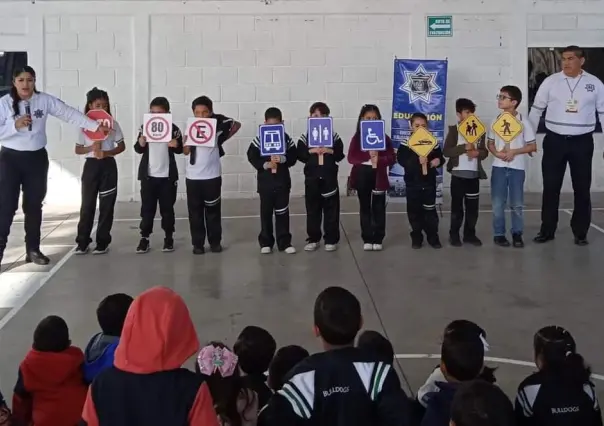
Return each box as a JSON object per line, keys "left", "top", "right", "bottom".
{"left": 0, "top": 0, "right": 602, "bottom": 205}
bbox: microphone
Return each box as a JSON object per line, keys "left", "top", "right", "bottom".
{"left": 24, "top": 101, "right": 32, "bottom": 131}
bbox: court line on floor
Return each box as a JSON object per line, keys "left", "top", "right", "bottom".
{"left": 563, "top": 209, "right": 604, "bottom": 235}
{"left": 395, "top": 354, "right": 604, "bottom": 382}
{"left": 13, "top": 207, "right": 604, "bottom": 224}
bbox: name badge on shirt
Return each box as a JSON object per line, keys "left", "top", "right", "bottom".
{"left": 566, "top": 99, "right": 578, "bottom": 113}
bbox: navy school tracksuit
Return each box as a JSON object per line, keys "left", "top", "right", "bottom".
{"left": 246, "top": 134, "right": 297, "bottom": 250}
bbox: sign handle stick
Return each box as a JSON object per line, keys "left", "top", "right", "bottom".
{"left": 422, "top": 160, "right": 428, "bottom": 176}
{"left": 319, "top": 154, "right": 324, "bottom": 166}
{"left": 272, "top": 163, "right": 277, "bottom": 174}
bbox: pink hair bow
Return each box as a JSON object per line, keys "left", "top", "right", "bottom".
{"left": 197, "top": 345, "right": 239, "bottom": 377}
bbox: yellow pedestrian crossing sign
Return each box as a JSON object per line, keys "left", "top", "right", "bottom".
{"left": 492, "top": 112, "right": 523, "bottom": 143}
{"left": 458, "top": 115, "right": 485, "bottom": 144}
{"left": 408, "top": 127, "right": 437, "bottom": 158}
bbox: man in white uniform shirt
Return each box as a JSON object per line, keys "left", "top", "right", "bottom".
{"left": 0, "top": 66, "right": 109, "bottom": 266}
{"left": 529, "top": 46, "right": 604, "bottom": 246}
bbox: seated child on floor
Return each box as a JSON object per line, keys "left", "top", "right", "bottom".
{"left": 197, "top": 342, "right": 258, "bottom": 426}
{"left": 83, "top": 293, "right": 134, "bottom": 383}
{"left": 12, "top": 316, "right": 88, "bottom": 426}
{"left": 357, "top": 330, "right": 394, "bottom": 364}
{"left": 451, "top": 380, "right": 514, "bottom": 426}
{"left": 234, "top": 325, "right": 277, "bottom": 408}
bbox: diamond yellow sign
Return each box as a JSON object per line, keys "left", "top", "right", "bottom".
{"left": 407, "top": 127, "right": 438, "bottom": 158}
{"left": 492, "top": 112, "right": 523, "bottom": 144}
{"left": 458, "top": 114, "right": 486, "bottom": 144}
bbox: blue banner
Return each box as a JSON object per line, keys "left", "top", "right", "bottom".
{"left": 389, "top": 59, "right": 448, "bottom": 203}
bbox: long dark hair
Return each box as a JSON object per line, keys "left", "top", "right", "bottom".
{"left": 195, "top": 341, "right": 256, "bottom": 426}
{"left": 535, "top": 326, "right": 591, "bottom": 385}
{"left": 85, "top": 87, "right": 112, "bottom": 116}
{"left": 355, "top": 104, "right": 382, "bottom": 136}
{"left": 10, "top": 66, "right": 38, "bottom": 118}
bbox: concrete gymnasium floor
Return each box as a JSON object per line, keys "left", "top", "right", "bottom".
{"left": 0, "top": 193, "right": 603, "bottom": 403}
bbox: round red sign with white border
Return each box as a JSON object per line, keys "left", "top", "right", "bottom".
{"left": 187, "top": 119, "right": 215, "bottom": 145}
{"left": 145, "top": 116, "right": 171, "bottom": 142}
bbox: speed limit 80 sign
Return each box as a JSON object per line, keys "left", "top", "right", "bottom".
{"left": 143, "top": 113, "right": 173, "bottom": 143}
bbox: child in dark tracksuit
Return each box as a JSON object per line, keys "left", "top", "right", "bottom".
{"left": 83, "top": 293, "right": 133, "bottom": 384}
{"left": 398, "top": 113, "right": 445, "bottom": 249}
{"left": 134, "top": 97, "right": 183, "bottom": 253}
{"left": 297, "top": 102, "right": 345, "bottom": 252}
{"left": 443, "top": 99, "right": 488, "bottom": 247}
{"left": 247, "top": 107, "right": 297, "bottom": 254}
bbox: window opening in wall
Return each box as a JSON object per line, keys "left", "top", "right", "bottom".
{"left": 0, "top": 51, "right": 28, "bottom": 97}
{"left": 528, "top": 47, "right": 603, "bottom": 133}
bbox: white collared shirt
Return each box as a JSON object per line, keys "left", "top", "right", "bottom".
{"left": 529, "top": 71, "right": 604, "bottom": 136}
{"left": 452, "top": 132, "right": 478, "bottom": 172}
{"left": 185, "top": 146, "right": 221, "bottom": 180}
{"left": 0, "top": 92, "right": 99, "bottom": 151}
{"left": 488, "top": 112, "right": 536, "bottom": 171}
{"left": 77, "top": 120, "right": 124, "bottom": 159}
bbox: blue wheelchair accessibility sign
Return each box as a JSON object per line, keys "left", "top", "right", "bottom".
{"left": 307, "top": 117, "right": 333, "bottom": 148}
{"left": 259, "top": 124, "right": 286, "bottom": 156}
{"left": 360, "top": 120, "right": 386, "bottom": 151}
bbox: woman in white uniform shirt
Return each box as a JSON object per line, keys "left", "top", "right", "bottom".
{"left": 0, "top": 66, "right": 110, "bottom": 266}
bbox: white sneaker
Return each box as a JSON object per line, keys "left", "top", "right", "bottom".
{"left": 285, "top": 246, "right": 297, "bottom": 254}
{"left": 324, "top": 244, "right": 337, "bottom": 252}
{"left": 372, "top": 244, "right": 383, "bottom": 251}
{"left": 363, "top": 243, "right": 373, "bottom": 251}
{"left": 260, "top": 247, "right": 272, "bottom": 254}
{"left": 304, "top": 242, "right": 320, "bottom": 252}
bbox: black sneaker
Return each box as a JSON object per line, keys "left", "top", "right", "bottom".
{"left": 92, "top": 244, "right": 109, "bottom": 255}
{"left": 210, "top": 244, "right": 223, "bottom": 253}
{"left": 449, "top": 233, "right": 462, "bottom": 247}
{"left": 512, "top": 233, "right": 524, "bottom": 248}
{"left": 74, "top": 243, "right": 89, "bottom": 255}
{"left": 136, "top": 238, "right": 150, "bottom": 254}
{"left": 463, "top": 235, "right": 483, "bottom": 247}
{"left": 494, "top": 236, "right": 510, "bottom": 247}
{"left": 533, "top": 233, "right": 555, "bottom": 243}
{"left": 193, "top": 246, "right": 205, "bottom": 255}
{"left": 163, "top": 237, "right": 174, "bottom": 252}
{"left": 427, "top": 236, "right": 442, "bottom": 249}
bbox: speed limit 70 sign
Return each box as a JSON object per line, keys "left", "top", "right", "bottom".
{"left": 143, "top": 113, "right": 172, "bottom": 143}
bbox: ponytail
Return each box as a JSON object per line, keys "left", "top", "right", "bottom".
{"left": 85, "top": 87, "right": 111, "bottom": 116}
{"left": 534, "top": 325, "right": 591, "bottom": 385}
{"left": 10, "top": 65, "right": 38, "bottom": 118}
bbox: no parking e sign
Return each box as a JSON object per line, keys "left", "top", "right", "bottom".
{"left": 185, "top": 117, "right": 217, "bottom": 147}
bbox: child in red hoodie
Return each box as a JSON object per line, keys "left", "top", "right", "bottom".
{"left": 12, "top": 315, "right": 87, "bottom": 426}
{"left": 347, "top": 104, "right": 396, "bottom": 251}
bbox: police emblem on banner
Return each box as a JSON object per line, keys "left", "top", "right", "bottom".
{"left": 399, "top": 63, "right": 442, "bottom": 103}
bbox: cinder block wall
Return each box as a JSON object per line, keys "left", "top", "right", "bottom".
{"left": 0, "top": 0, "right": 602, "bottom": 205}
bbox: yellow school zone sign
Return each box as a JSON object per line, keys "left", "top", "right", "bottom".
{"left": 458, "top": 115, "right": 485, "bottom": 144}
{"left": 408, "top": 127, "right": 437, "bottom": 157}
{"left": 492, "top": 112, "right": 523, "bottom": 143}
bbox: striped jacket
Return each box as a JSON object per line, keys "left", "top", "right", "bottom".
{"left": 246, "top": 133, "right": 297, "bottom": 193}
{"left": 296, "top": 132, "right": 345, "bottom": 190}
{"left": 260, "top": 347, "right": 410, "bottom": 426}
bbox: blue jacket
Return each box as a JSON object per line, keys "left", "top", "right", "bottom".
{"left": 421, "top": 381, "right": 460, "bottom": 426}
{"left": 83, "top": 333, "right": 120, "bottom": 384}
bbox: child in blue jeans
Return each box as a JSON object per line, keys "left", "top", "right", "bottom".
{"left": 487, "top": 86, "right": 536, "bottom": 248}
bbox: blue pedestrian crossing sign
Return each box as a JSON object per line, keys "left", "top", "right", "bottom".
{"left": 360, "top": 120, "right": 386, "bottom": 151}
{"left": 307, "top": 117, "right": 334, "bottom": 148}
{"left": 259, "top": 124, "right": 286, "bottom": 156}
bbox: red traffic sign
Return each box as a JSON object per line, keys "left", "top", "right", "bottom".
{"left": 83, "top": 109, "right": 113, "bottom": 142}
{"left": 144, "top": 114, "right": 171, "bottom": 142}
{"left": 186, "top": 118, "right": 216, "bottom": 146}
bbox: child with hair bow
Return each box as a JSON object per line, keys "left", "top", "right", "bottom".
{"left": 196, "top": 343, "right": 259, "bottom": 426}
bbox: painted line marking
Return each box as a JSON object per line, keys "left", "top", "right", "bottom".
{"left": 395, "top": 354, "right": 604, "bottom": 381}
{"left": 563, "top": 209, "right": 604, "bottom": 235}
{"left": 14, "top": 207, "right": 604, "bottom": 224}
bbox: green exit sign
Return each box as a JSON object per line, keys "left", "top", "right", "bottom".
{"left": 427, "top": 16, "right": 452, "bottom": 37}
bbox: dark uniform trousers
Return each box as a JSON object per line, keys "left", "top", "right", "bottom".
{"left": 76, "top": 157, "right": 118, "bottom": 247}
{"left": 449, "top": 176, "right": 480, "bottom": 237}
{"left": 139, "top": 177, "right": 178, "bottom": 238}
{"left": 259, "top": 188, "right": 292, "bottom": 250}
{"left": 0, "top": 147, "right": 49, "bottom": 252}
{"left": 541, "top": 131, "right": 593, "bottom": 238}
{"left": 355, "top": 166, "right": 386, "bottom": 245}
{"left": 406, "top": 183, "right": 439, "bottom": 242}
{"left": 305, "top": 179, "right": 340, "bottom": 245}
{"left": 186, "top": 177, "right": 222, "bottom": 248}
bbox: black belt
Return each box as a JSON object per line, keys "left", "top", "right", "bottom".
{"left": 546, "top": 130, "right": 592, "bottom": 140}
